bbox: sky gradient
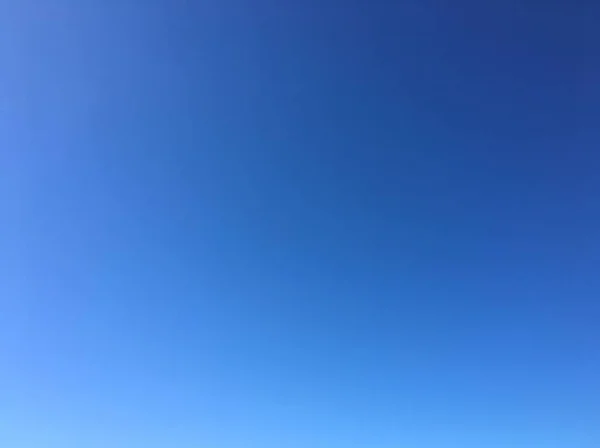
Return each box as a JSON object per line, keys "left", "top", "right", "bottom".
{"left": 2, "top": 1, "right": 600, "bottom": 447}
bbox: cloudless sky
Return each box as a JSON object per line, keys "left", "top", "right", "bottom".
{"left": 2, "top": 1, "right": 600, "bottom": 447}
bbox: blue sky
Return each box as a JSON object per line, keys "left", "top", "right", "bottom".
{"left": 2, "top": 1, "right": 600, "bottom": 447}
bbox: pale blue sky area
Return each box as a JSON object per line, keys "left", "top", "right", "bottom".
{"left": 2, "top": 1, "right": 600, "bottom": 447}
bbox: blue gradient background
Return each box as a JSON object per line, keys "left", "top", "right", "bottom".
{"left": 2, "top": 1, "right": 600, "bottom": 447}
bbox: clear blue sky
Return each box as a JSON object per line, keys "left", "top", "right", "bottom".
{"left": 2, "top": 1, "right": 600, "bottom": 447}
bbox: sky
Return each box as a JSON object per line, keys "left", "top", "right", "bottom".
{"left": 1, "top": 0, "right": 600, "bottom": 447}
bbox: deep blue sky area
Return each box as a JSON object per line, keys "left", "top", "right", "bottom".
{"left": 2, "top": 1, "right": 600, "bottom": 447}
